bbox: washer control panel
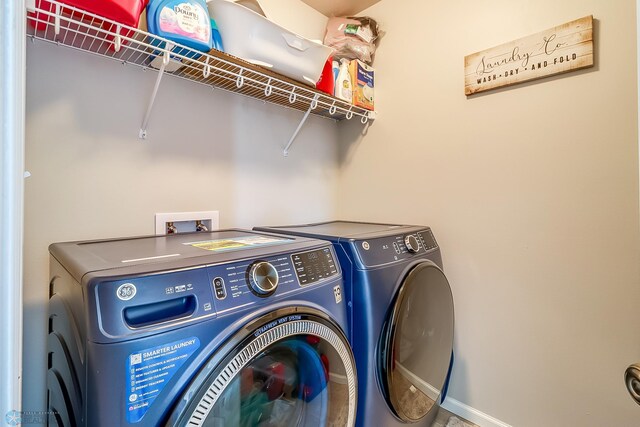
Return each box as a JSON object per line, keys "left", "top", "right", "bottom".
{"left": 292, "top": 247, "right": 338, "bottom": 286}
{"left": 355, "top": 228, "right": 438, "bottom": 267}
{"left": 91, "top": 246, "right": 341, "bottom": 339}
{"left": 208, "top": 245, "right": 341, "bottom": 313}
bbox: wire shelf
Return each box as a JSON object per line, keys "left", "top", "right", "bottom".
{"left": 26, "top": 0, "right": 375, "bottom": 124}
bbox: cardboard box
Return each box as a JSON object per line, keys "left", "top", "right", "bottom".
{"left": 349, "top": 59, "right": 374, "bottom": 110}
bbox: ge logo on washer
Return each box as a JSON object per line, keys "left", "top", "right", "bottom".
{"left": 117, "top": 283, "right": 137, "bottom": 301}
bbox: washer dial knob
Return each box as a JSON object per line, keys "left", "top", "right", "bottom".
{"left": 404, "top": 234, "right": 420, "bottom": 253}
{"left": 248, "top": 261, "right": 279, "bottom": 296}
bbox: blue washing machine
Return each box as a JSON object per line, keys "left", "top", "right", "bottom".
{"left": 255, "top": 221, "right": 455, "bottom": 427}
{"left": 47, "top": 230, "right": 358, "bottom": 426}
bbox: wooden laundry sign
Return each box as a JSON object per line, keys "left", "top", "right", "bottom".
{"left": 464, "top": 15, "right": 594, "bottom": 95}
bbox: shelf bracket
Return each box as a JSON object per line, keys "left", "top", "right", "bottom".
{"left": 283, "top": 94, "right": 319, "bottom": 157}
{"left": 139, "top": 43, "right": 173, "bottom": 139}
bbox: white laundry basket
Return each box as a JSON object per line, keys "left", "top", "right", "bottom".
{"left": 207, "top": 0, "right": 333, "bottom": 86}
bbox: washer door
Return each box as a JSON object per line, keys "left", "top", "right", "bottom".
{"left": 168, "top": 309, "right": 357, "bottom": 427}
{"left": 379, "top": 261, "right": 454, "bottom": 423}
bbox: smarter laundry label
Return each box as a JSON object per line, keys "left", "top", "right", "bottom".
{"left": 126, "top": 337, "right": 200, "bottom": 423}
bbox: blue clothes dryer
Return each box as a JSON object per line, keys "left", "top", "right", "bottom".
{"left": 47, "top": 230, "right": 357, "bottom": 426}
{"left": 255, "top": 221, "right": 455, "bottom": 427}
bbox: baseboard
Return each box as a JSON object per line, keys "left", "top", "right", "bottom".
{"left": 395, "top": 361, "right": 440, "bottom": 401}
{"left": 441, "top": 397, "right": 512, "bottom": 427}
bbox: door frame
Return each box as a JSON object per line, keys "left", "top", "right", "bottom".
{"left": 0, "top": 0, "right": 27, "bottom": 418}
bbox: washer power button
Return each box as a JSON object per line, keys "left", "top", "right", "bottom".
{"left": 213, "top": 277, "right": 227, "bottom": 300}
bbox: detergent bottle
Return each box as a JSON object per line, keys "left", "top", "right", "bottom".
{"left": 146, "top": 0, "right": 212, "bottom": 52}
{"left": 210, "top": 17, "right": 224, "bottom": 51}
{"left": 335, "top": 58, "right": 353, "bottom": 102}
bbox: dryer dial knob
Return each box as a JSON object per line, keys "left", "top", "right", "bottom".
{"left": 248, "top": 261, "right": 279, "bottom": 296}
{"left": 404, "top": 234, "right": 420, "bottom": 253}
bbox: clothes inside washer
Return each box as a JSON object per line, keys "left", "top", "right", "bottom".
{"left": 206, "top": 337, "right": 331, "bottom": 427}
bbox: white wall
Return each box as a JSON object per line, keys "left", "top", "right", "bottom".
{"left": 259, "top": 0, "right": 328, "bottom": 41}
{"left": 339, "top": 0, "right": 640, "bottom": 426}
{"left": 23, "top": 0, "right": 335, "bottom": 411}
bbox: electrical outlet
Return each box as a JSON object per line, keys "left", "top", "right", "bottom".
{"left": 155, "top": 211, "right": 220, "bottom": 235}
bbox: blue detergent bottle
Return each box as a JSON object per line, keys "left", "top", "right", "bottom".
{"left": 147, "top": 0, "right": 212, "bottom": 52}
{"left": 210, "top": 17, "right": 224, "bottom": 51}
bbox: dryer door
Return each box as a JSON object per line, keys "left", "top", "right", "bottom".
{"left": 167, "top": 310, "right": 357, "bottom": 427}
{"left": 379, "top": 261, "right": 454, "bottom": 423}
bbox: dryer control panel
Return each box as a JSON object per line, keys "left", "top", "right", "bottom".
{"left": 353, "top": 228, "right": 438, "bottom": 267}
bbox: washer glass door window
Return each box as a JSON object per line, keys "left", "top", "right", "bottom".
{"left": 379, "top": 262, "right": 455, "bottom": 423}
{"left": 171, "top": 314, "right": 357, "bottom": 427}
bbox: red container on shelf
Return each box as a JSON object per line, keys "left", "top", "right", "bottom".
{"left": 316, "top": 57, "right": 335, "bottom": 96}
{"left": 28, "top": 0, "right": 149, "bottom": 51}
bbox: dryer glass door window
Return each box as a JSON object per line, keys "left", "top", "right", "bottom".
{"left": 379, "top": 262, "right": 454, "bottom": 423}
{"left": 171, "top": 314, "right": 357, "bottom": 427}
